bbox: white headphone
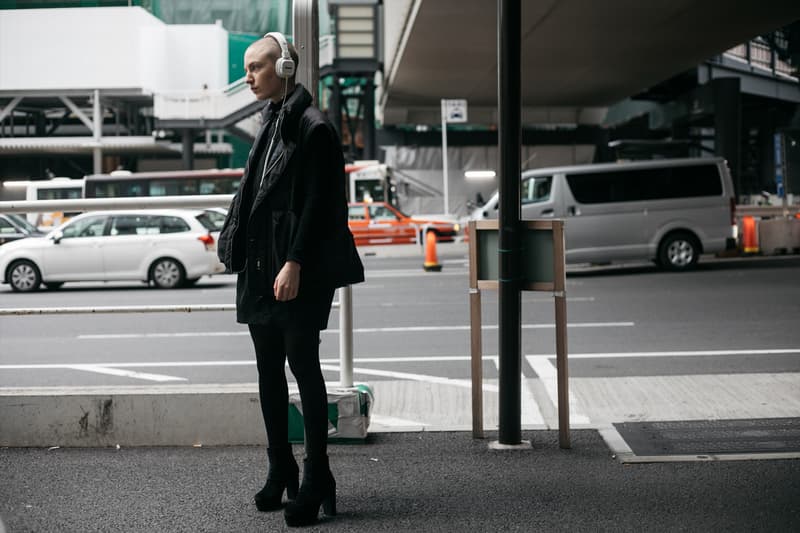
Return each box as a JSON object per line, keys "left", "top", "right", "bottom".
{"left": 264, "top": 32, "right": 295, "bottom": 79}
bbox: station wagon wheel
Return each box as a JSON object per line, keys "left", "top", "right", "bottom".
{"left": 150, "top": 258, "right": 185, "bottom": 289}
{"left": 658, "top": 232, "right": 699, "bottom": 271}
{"left": 8, "top": 259, "right": 41, "bottom": 292}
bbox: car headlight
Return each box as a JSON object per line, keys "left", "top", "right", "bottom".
{"left": 453, "top": 223, "right": 461, "bottom": 232}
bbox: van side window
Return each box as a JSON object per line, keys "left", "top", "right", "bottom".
{"left": 521, "top": 176, "right": 552, "bottom": 205}
{"left": 565, "top": 165, "right": 722, "bottom": 204}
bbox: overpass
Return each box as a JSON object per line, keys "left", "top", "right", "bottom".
{"left": 379, "top": 0, "right": 800, "bottom": 126}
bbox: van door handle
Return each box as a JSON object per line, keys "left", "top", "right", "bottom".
{"left": 541, "top": 209, "right": 554, "bottom": 216}
{"left": 568, "top": 205, "right": 581, "bottom": 216}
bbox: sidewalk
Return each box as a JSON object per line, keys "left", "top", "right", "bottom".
{"left": 1, "top": 430, "right": 798, "bottom": 532}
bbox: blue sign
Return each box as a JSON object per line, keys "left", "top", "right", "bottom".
{"left": 774, "top": 133, "right": 784, "bottom": 198}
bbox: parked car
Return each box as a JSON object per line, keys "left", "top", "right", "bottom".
{"left": 347, "top": 202, "right": 461, "bottom": 246}
{"left": 0, "top": 209, "right": 225, "bottom": 292}
{"left": 471, "top": 157, "right": 737, "bottom": 270}
{"left": 0, "top": 213, "right": 45, "bottom": 245}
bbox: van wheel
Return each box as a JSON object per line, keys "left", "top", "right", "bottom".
{"left": 658, "top": 232, "right": 699, "bottom": 271}
{"left": 8, "top": 260, "right": 41, "bottom": 292}
{"left": 150, "top": 258, "right": 185, "bottom": 289}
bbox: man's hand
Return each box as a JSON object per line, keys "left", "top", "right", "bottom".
{"left": 274, "top": 260, "right": 301, "bottom": 301}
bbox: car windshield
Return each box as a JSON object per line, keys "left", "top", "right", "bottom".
{"left": 8, "top": 214, "right": 40, "bottom": 233}
{"left": 196, "top": 210, "right": 225, "bottom": 231}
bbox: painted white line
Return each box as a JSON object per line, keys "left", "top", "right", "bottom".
{"left": 5, "top": 348, "right": 798, "bottom": 371}
{"left": 526, "top": 355, "right": 590, "bottom": 425}
{"left": 66, "top": 364, "right": 186, "bottom": 382}
{"left": 489, "top": 357, "right": 546, "bottom": 426}
{"left": 528, "top": 348, "right": 800, "bottom": 358}
{"left": 75, "top": 321, "right": 634, "bottom": 339}
{"left": 320, "top": 364, "right": 499, "bottom": 392}
{"left": 370, "top": 414, "right": 430, "bottom": 428}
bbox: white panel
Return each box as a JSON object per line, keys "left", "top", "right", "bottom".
{"left": 0, "top": 7, "right": 228, "bottom": 93}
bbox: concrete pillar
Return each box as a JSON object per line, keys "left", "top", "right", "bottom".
{"left": 363, "top": 77, "right": 376, "bottom": 160}
{"left": 93, "top": 89, "right": 103, "bottom": 174}
{"left": 712, "top": 78, "right": 741, "bottom": 198}
{"left": 182, "top": 129, "right": 194, "bottom": 170}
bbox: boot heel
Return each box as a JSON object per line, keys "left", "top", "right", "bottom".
{"left": 322, "top": 491, "right": 336, "bottom": 516}
{"left": 287, "top": 477, "right": 299, "bottom": 500}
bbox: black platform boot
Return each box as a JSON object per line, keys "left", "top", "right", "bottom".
{"left": 254, "top": 447, "right": 299, "bottom": 512}
{"left": 284, "top": 456, "right": 337, "bottom": 527}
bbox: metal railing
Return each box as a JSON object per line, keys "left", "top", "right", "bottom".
{"left": 724, "top": 37, "right": 796, "bottom": 79}
{"left": 153, "top": 78, "right": 257, "bottom": 121}
{"left": 0, "top": 196, "right": 356, "bottom": 388}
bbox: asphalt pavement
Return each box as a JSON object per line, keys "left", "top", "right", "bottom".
{"left": 1, "top": 430, "right": 799, "bottom": 533}
{"left": 2, "top": 245, "right": 799, "bottom": 532}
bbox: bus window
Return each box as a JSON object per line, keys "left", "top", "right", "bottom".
{"left": 84, "top": 169, "right": 243, "bottom": 198}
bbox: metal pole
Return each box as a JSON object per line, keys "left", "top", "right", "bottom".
{"left": 293, "top": 0, "right": 319, "bottom": 105}
{"left": 441, "top": 99, "right": 450, "bottom": 215}
{"left": 497, "top": 0, "right": 522, "bottom": 445}
{"left": 92, "top": 89, "right": 102, "bottom": 174}
{"left": 338, "top": 286, "right": 354, "bottom": 388}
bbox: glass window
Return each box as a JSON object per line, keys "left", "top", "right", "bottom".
{"left": 196, "top": 210, "right": 226, "bottom": 231}
{"left": 160, "top": 216, "right": 191, "bottom": 234}
{"left": 521, "top": 176, "right": 552, "bottom": 205}
{"left": 369, "top": 205, "right": 398, "bottom": 220}
{"left": 0, "top": 217, "right": 16, "bottom": 235}
{"left": 62, "top": 216, "right": 108, "bottom": 238}
{"left": 348, "top": 205, "right": 367, "bottom": 221}
{"left": 8, "top": 214, "right": 38, "bottom": 233}
{"left": 36, "top": 187, "right": 82, "bottom": 200}
{"left": 110, "top": 215, "right": 160, "bottom": 236}
{"left": 565, "top": 164, "right": 722, "bottom": 204}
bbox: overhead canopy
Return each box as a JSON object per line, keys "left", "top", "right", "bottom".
{"left": 380, "top": 0, "right": 800, "bottom": 126}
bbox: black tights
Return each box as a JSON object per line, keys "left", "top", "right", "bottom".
{"left": 248, "top": 324, "right": 328, "bottom": 459}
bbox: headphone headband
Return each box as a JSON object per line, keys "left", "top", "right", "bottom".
{"left": 264, "top": 32, "right": 295, "bottom": 79}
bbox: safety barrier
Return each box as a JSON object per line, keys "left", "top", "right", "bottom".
{"left": 734, "top": 205, "right": 800, "bottom": 256}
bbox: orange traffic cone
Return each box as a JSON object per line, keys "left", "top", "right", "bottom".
{"left": 741, "top": 216, "right": 759, "bottom": 254}
{"left": 423, "top": 230, "right": 442, "bottom": 272}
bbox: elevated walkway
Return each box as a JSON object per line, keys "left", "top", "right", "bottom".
{"left": 154, "top": 77, "right": 263, "bottom": 140}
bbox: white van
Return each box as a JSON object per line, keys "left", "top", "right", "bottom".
{"left": 471, "top": 158, "right": 737, "bottom": 270}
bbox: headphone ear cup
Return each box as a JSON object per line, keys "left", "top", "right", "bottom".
{"left": 275, "top": 57, "right": 295, "bottom": 79}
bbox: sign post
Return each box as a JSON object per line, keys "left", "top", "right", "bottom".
{"left": 440, "top": 99, "right": 467, "bottom": 215}
{"left": 468, "top": 219, "right": 570, "bottom": 449}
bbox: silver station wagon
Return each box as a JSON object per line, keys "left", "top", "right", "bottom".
{"left": 0, "top": 209, "right": 226, "bottom": 292}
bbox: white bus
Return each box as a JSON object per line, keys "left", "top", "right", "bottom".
{"left": 1, "top": 177, "right": 85, "bottom": 230}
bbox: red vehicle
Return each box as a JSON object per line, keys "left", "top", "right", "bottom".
{"left": 347, "top": 202, "right": 460, "bottom": 246}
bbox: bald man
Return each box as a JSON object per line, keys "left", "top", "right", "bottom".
{"left": 217, "top": 33, "right": 364, "bottom": 527}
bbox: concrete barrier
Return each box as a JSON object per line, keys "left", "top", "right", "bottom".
{"left": 0, "top": 385, "right": 267, "bottom": 447}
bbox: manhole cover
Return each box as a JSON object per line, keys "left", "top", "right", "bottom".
{"left": 612, "top": 418, "right": 800, "bottom": 456}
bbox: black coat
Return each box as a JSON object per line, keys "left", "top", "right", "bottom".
{"left": 217, "top": 84, "right": 364, "bottom": 326}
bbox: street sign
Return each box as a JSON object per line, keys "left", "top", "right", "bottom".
{"left": 442, "top": 99, "right": 468, "bottom": 123}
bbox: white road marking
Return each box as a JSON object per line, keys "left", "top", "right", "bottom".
{"left": 4, "top": 348, "right": 798, "bottom": 371}
{"left": 525, "top": 356, "right": 590, "bottom": 425}
{"left": 65, "top": 364, "right": 186, "bottom": 382}
{"left": 531, "top": 348, "right": 800, "bottom": 358}
{"left": 489, "top": 356, "right": 546, "bottom": 426}
{"left": 320, "top": 364, "right": 499, "bottom": 392}
{"left": 75, "top": 321, "right": 634, "bottom": 339}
